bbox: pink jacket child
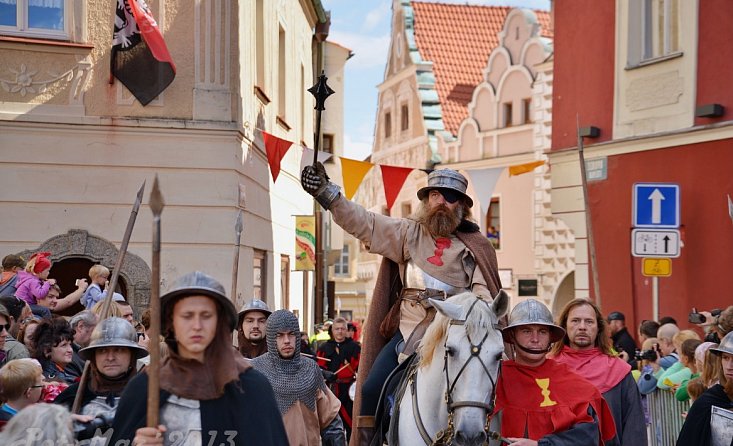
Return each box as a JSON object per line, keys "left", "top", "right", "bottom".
{"left": 14, "top": 252, "right": 56, "bottom": 305}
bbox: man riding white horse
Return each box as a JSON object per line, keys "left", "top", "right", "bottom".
{"left": 301, "top": 165, "right": 502, "bottom": 445}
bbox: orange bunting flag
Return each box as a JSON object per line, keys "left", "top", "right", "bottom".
{"left": 381, "top": 165, "right": 415, "bottom": 210}
{"left": 263, "top": 132, "right": 293, "bottom": 182}
{"left": 508, "top": 160, "right": 546, "bottom": 176}
{"left": 340, "top": 157, "right": 374, "bottom": 199}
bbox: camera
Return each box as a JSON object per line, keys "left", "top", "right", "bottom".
{"left": 688, "top": 307, "right": 722, "bottom": 324}
{"left": 634, "top": 348, "right": 658, "bottom": 362}
{"left": 74, "top": 413, "right": 115, "bottom": 440}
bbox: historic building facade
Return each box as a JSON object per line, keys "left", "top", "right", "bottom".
{"left": 0, "top": 0, "right": 344, "bottom": 329}
{"left": 549, "top": 0, "right": 733, "bottom": 326}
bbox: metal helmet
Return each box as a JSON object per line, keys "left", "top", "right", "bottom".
{"left": 710, "top": 331, "right": 733, "bottom": 356}
{"left": 160, "top": 271, "right": 237, "bottom": 331}
{"left": 237, "top": 299, "right": 272, "bottom": 324}
{"left": 78, "top": 317, "right": 149, "bottom": 361}
{"left": 501, "top": 298, "right": 565, "bottom": 344}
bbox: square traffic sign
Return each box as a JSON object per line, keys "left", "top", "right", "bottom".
{"left": 631, "top": 229, "right": 681, "bottom": 258}
{"left": 633, "top": 183, "right": 680, "bottom": 228}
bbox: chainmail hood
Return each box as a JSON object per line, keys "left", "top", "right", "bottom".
{"left": 251, "top": 310, "right": 326, "bottom": 415}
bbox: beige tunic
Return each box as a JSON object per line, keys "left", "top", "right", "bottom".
{"left": 281, "top": 386, "right": 341, "bottom": 446}
{"left": 330, "top": 196, "right": 490, "bottom": 338}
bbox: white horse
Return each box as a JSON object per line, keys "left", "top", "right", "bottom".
{"left": 395, "top": 290, "right": 509, "bottom": 446}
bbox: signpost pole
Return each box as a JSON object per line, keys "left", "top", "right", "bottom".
{"left": 652, "top": 276, "right": 659, "bottom": 322}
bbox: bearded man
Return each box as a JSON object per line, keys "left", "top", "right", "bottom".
{"left": 549, "top": 298, "right": 646, "bottom": 446}
{"left": 236, "top": 299, "right": 271, "bottom": 358}
{"left": 302, "top": 165, "right": 502, "bottom": 445}
{"left": 252, "top": 310, "right": 345, "bottom": 446}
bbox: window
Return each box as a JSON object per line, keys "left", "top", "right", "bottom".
{"left": 400, "top": 103, "right": 409, "bottom": 131}
{"left": 334, "top": 245, "right": 350, "bottom": 276}
{"left": 278, "top": 25, "right": 286, "bottom": 119}
{"left": 628, "top": 0, "right": 680, "bottom": 66}
{"left": 502, "top": 102, "right": 513, "bottom": 128}
{"left": 486, "top": 197, "right": 500, "bottom": 249}
{"left": 281, "top": 255, "right": 290, "bottom": 310}
{"left": 0, "top": 0, "right": 68, "bottom": 40}
{"left": 401, "top": 201, "right": 412, "bottom": 218}
{"left": 255, "top": 0, "right": 265, "bottom": 89}
{"left": 384, "top": 111, "right": 392, "bottom": 139}
{"left": 522, "top": 98, "right": 532, "bottom": 124}
{"left": 253, "top": 249, "right": 267, "bottom": 301}
{"left": 322, "top": 133, "right": 334, "bottom": 154}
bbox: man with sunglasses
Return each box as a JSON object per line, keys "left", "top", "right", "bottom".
{"left": 302, "top": 166, "right": 502, "bottom": 445}
{"left": 0, "top": 304, "right": 15, "bottom": 367}
{"left": 0, "top": 297, "right": 31, "bottom": 362}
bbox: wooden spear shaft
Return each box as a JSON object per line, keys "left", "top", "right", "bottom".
{"left": 147, "top": 176, "right": 165, "bottom": 428}
{"left": 72, "top": 180, "right": 146, "bottom": 414}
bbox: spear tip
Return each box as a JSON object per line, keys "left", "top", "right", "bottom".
{"left": 150, "top": 175, "right": 165, "bottom": 215}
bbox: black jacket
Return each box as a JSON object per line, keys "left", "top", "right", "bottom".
{"left": 109, "top": 368, "right": 288, "bottom": 446}
{"left": 676, "top": 384, "right": 733, "bottom": 446}
{"left": 612, "top": 327, "right": 638, "bottom": 369}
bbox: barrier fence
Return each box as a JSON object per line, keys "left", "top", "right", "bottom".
{"left": 647, "top": 389, "right": 689, "bottom": 446}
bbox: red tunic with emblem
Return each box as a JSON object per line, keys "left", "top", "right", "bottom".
{"left": 494, "top": 359, "right": 616, "bottom": 444}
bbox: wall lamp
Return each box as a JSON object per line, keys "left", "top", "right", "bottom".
{"left": 695, "top": 104, "right": 725, "bottom": 118}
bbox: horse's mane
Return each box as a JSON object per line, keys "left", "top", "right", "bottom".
{"left": 418, "top": 292, "right": 498, "bottom": 368}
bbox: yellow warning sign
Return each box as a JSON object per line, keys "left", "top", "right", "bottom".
{"left": 642, "top": 258, "right": 672, "bottom": 277}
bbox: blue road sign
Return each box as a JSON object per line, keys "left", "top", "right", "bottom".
{"left": 633, "top": 183, "right": 680, "bottom": 228}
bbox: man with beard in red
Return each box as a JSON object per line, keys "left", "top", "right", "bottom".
{"left": 302, "top": 165, "right": 502, "bottom": 445}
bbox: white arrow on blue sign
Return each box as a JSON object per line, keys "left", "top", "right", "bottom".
{"left": 633, "top": 183, "right": 680, "bottom": 228}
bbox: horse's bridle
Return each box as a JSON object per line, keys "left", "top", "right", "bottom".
{"left": 411, "top": 295, "right": 504, "bottom": 446}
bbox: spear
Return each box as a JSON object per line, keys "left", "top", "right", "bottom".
{"left": 72, "top": 180, "right": 146, "bottom": 414}
{"left": 307, "top": 71, "right": 335, "bottom": 167}
{"left": 147, "top": 176, "right": 165, "bottom": 428}
{"left": 231, "top": 210, "right": 243, "bottom": 304}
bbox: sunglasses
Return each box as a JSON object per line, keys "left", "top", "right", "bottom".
{"left": 28, "top": 385, "right": 43, "bottom": 389}
{"left": 0, "top": 323, "right": 10, "bottom": 332}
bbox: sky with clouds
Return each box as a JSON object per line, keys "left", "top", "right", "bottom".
{"left": 321, "top": 0, "right": 551, "bottom": 161}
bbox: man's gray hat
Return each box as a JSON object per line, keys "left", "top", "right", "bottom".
{"left": 417, "top": 169, "right": 473, "bottom": 208}
{"left": 502, "top": 298, "right": 565, "bottom": 343}
{"left": 710, "top": 331, "right": 733, "bottom": 356}
{"left": 79, "top": 317, "right": 149, "bottom": 361}
{"left": 161, "top": 271, "right": 237, "bottom": 331}
{"left": 238, "top": 299, "right": 272, "bottom": 319}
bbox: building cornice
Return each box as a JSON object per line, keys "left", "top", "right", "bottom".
{"left": 548, "top": 120, "right": 733, "bottom": 163}
{"left": 441, "top": 151, "right": 536, "bottom": 170}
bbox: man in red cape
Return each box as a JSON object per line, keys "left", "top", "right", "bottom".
{"left": 493, "top": 299, "right": 616, "bottom": 445}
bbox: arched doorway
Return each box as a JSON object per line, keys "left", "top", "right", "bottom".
{"left": 17, "top": 229, "right": 150, "bottom": 317}
{"left": 50, "top": 257, "right": 129, "bottom": 316}
{"left": 551, "top": 271, "right": 575, "bottom": 315}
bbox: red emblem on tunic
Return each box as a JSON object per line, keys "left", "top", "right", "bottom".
{"left": 427, "top": 238, "right": 451, "bottom": 266}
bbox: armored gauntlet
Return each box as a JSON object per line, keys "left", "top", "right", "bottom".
{"left": 301, "top": 162, "right": 341, "bottom": 209}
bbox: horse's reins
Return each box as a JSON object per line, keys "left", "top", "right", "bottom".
{"left": 410, "top": 295, "right": 508, "bottom": 445}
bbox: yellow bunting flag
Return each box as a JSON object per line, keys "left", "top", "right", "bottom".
{"left": 509, "top": 160, "right": 546, "bottom": 176}
{"left": 295, "top": 215, "right": 316, "bottom": 271}
{"left": 340, "top": 157, "right": 375, "bottom": 199}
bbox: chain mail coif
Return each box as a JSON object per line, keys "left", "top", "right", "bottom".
{"left": 250, "top": 310, "right": 326, "bottom": 415}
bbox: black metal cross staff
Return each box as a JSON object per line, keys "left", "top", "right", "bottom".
{"left": 308, "top": 71, "right": 335, "bottom": 166}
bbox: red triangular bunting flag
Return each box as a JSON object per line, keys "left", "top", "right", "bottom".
{"left": 380, "top": 165, "right": 414, "bottom": 210}
{"left": 263, "top": 132, "right": 294, "bottom": 182}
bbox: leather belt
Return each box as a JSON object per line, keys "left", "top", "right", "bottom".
{"left": 399, "top": 288, "right": 447, "bottom": 308}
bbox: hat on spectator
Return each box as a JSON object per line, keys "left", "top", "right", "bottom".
{"left": 607, "top": 311, "right": 625, "bottom": 322}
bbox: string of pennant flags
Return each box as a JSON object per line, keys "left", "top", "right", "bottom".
{"left": 262, "top": 130, "right": 546, "bottom": 211}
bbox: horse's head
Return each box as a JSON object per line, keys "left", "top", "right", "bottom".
{"left": 420, "top": 290, "right": 509, "bottom": 446}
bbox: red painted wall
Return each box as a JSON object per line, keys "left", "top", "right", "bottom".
{"left": 551, "top": 0, "right": 615, "bottom": 150}
{"left": 588, "top": 140, "right": 733, "bottom": 335}
{"left": 695, "top": 0, "right": 733, "bottom": 126}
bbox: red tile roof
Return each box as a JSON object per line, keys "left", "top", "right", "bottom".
{"left": 411, "top": 2, "right": 551, "bottom": 136}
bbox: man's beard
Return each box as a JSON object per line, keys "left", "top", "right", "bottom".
{"left": 420, "top": 204, "right": 462, "bottom": 238}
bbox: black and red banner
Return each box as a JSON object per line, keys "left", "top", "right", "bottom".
{"left": 112, "top": 0, "right": 176, "bottom": 105}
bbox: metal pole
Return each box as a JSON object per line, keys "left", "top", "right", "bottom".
{"left": 577, "top": 121, "right": 602, "bottom": 306}
{"left": 652, "top": 276, "right": 659, "bottom": 322}
{"left": 231, "top": 210, "right": 243, "bottom": 305}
